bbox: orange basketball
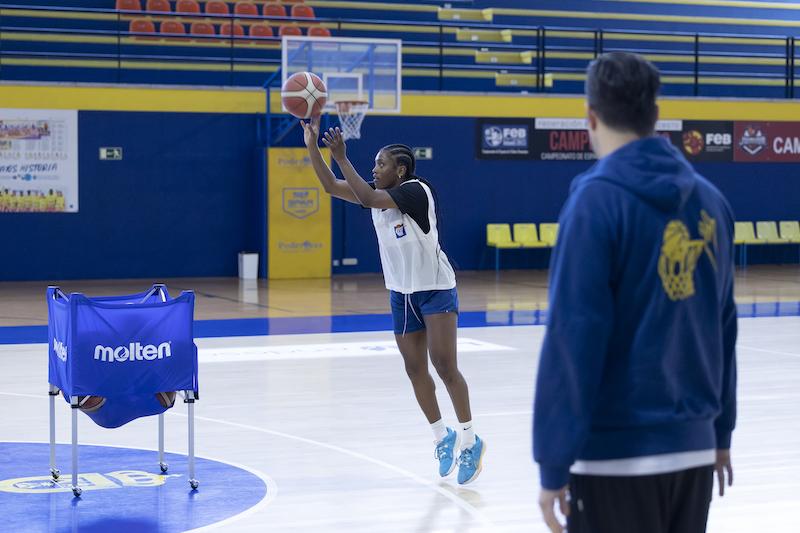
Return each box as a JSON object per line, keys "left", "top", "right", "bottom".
{"left": 281, "top": 71, "right": 328, "bottom": 119}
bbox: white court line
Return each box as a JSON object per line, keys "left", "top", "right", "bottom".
{"left": 738, "top": 345, "right": 800, "bottom": 359}
{"left": 198, "top": 337, "right": 513, "bottom": 364}
{"left": 167, "top": 411, "right": 497, "bottom": 530}
{"left": 0, "top": 436, "right": 278, "bottom": 533}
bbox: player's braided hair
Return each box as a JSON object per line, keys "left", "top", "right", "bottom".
{"left": 381, "top": 144, "right": 416, "bottom": 180}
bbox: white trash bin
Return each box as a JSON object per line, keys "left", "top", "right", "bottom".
{"left": 238, "top": 252, "right": 259, "bottom": 280}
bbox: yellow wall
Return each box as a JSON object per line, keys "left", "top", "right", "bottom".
{"left": 3, "top": 83, "right": 800, "bottom": 121}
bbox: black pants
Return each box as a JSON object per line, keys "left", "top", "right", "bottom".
{"left": 567, "top": 465, "right": 714, "bottom": 533}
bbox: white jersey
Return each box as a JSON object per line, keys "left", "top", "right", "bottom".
{"left": 371, "top": 179, "right": 456, "bottom": 294}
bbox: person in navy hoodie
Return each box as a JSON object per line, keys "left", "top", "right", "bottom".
{"left": 534, "top": 51, "right": 737, "bottom": 533}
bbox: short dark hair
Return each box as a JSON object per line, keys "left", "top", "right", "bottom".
{"left": 586, "top": 52, "right": 660, "bottom": 137}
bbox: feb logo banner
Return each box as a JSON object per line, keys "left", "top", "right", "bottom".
{"left": 267, "top": 148, "right": 331, "bottom": 279}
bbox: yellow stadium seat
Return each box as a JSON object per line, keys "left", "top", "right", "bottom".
{"left": 779, "top": 221, "right": 800, "bottom": 243}
{"left": 755, "top": 221, "right": 787, "bottom": 243}
{"left": 438, "top": 8, "right": 493, "bottom": 22}
{"left": 733, "top": 222, "right": 761, "bottom": 244}
{"left": 487, "top": 223, "right": 521, "bottom": 272}
{"left": 539, "top": 223, "right": 559, "bottom": 246}
{"left": 456, "top": 28, "right": 512, "bottom": 43}
{"left": 513, "top": 223, "right": 548, "bottom": 248}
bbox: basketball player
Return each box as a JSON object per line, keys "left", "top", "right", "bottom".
{"left": 534, "top": 52, "right": 737, "bottom": 532}
{"left": 301, "top": 116, "right": 485, "bottom": 484}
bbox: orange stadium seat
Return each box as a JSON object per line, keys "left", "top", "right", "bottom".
{"left": 146, "top": 0, "right": 170, "bottom": 12}
{"left": 234, "top": 1, "right": 258, "bottom": 17}
{"left": 279, "top": 25, "right": 303, "bottom": 37}
{"left": 219, "top": 22, "right": 246, "bottom": 37}
{"left": 160, "top": 20, "right": 186, "bottom": 35}
{"left": 190, "top": 21, "right": 216, "bottom": 36}
{"left": 116, "top": 0, "right": 142, "bottom": 11}
{"left": 291, "top": 5, "right": 315, "bottom": 18}
{"left": 264, "top": 4, "right": 287, "bottom": 17}
{"left": 307, "top": 25, "right": 331, "bottom": 37}
{"left": 250, "top": 23, "right": 274, "bottom": 39}
{"left": 175, "top": 0, "right": 200, "bottom": 14}
{"left": 205, "top": 0, "right": 229, "bottom": 15}
{"left": 129, "top": 18, "right": 156, "bottom": 35}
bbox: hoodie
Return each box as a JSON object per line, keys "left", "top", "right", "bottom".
{"left": 533, "top": 136, "right": 737, "bottom": 490}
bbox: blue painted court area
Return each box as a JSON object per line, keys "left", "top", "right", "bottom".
{"left": 0, "top": 301, "right": 798, "bottom": 344}
{"left": 0, "top": 443, "right": 269, "bottom": 533}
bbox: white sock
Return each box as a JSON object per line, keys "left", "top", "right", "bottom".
{"left": 431, "top": 419, "right": 448, "bottom": 443}
{"left": 460, "top": 420, "right": 475, "bottom": 449}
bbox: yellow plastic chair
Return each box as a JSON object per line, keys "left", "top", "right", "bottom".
{"left": 486, "top": 223, "right": 521, "bottom": 271}
{"left": 778, "top": 221, "right": 800, "bottom": 243}
{"left": 734, "top": 222, "right": 764, "bottom": 266}
{"left": 756, "top": 221, "right": 787, "bottom": 243}
{"left": 512, "top": 223, "right": 548, "bottom": 248}
{"left": 538, "top": 223, "right": 559, "bottom": 247}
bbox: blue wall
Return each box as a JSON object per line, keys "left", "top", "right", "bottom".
{"left": 2, "top": 110, "right": 798, "bottom": 281}
{"left": 0, "top": 111, "right": 261, "bottom": 281}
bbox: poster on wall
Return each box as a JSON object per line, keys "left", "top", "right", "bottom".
{"left": 530, "top": 118, "right": 683, "bottom": 161}
{"left": 0, "top": 109, "right": 78, "bottom": 213}
{"left": 476, "top": 118, "right": 534, "bottom": 159}
{"left": 733, "top": 122, "right": 800, "bottom": 162}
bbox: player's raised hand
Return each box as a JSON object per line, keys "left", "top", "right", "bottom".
{"left": 301, "top": 115, "right": 320, "bottom": 148}
{"left": 322, "top": 127, "right": 347, "bottom": 161}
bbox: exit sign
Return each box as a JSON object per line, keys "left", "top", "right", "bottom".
{"left": 99, "top": 147, "right": 123, "bottom": 160}
{"left": 413, "top": 147, "right": 433, "bottom": 160}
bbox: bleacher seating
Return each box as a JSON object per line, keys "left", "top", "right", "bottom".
{"left": 0, "top": 1, "right": 797, "bottom": 95}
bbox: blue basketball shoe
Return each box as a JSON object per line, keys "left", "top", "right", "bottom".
{"left": 457, "top": 435, "right": 485, "bottom": 485}
{"left": 434, "top": 427, "right": 460, "bottom": 477}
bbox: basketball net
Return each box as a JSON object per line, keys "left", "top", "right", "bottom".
{"left": 334, "top": 101, "right": 368, "bottom": 140}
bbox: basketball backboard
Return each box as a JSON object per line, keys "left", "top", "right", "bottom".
{"left": 281, "top": 36, "right": 402, "bottom": 114}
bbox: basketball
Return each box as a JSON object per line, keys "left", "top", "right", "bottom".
{"left": 281, "top": 71, "right": 328, "bottom": 119}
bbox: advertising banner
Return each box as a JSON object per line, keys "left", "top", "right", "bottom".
{"left": 733, "top": 122, "right": 800, "bottom": 162}
{"left": 267, "top": 148, "right": 331, "bottom": 279}
{"left": 679, "top": 121, "right": 734, "bottom": 162}
{"left": 476, "top": 118, "right": 534, "bottom": 159}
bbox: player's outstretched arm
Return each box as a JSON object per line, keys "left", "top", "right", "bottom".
{"left": 322, "top": 127, "right": 397, "bottom": 210}
{"left": 301, "top": 117, "right": 360, "bottom": 204}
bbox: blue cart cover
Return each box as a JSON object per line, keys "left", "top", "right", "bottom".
{"left": 47, "top": 285, "right": 198, "bottom": 428}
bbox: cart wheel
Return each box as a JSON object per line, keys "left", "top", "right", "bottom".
{"left": 189, "top": 479, "right": 199, "bottom": 490}
{"left": 72, "top": 487, "right": 82, "bottom": 497}
{"left": 159, "top": 463, "right": 169, "bottom": 473}
{"left": 51, "top": 468, "right": 60, "bottom": 480}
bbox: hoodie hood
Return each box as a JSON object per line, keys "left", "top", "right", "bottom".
{"left": 574, "top": 136, "right": 697, "bottom": 213}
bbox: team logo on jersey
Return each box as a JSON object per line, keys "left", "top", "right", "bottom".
{"left": 658, "top": 210, "right": 718, "bottom": 301}
{"left": 394, "top": 223, "right": 406, "bottom": 238}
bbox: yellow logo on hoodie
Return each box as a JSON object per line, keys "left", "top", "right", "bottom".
{"left": 658, "top": 210, "right": 717, "bottom": 301}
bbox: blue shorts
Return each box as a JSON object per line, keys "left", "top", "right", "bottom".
{"left": 390, "top": 288, "right": 459, "bottom": 335}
